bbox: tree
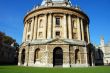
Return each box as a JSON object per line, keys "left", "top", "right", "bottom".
{"left": 0, "top": 31, "right": 5, "bottom": 45}
{"left": 0, "top": 31, "right": 19, "bottom": 64}
{"left": 0, "top": 31, "right": 18, "bottom": 45}
{"left": 3, "top": 35, "right": 15, "bottom": 45}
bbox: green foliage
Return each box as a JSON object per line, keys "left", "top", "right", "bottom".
{"left": 3, "top": 35, "right": 15, "bottom": 45}
{"left": 0, "top": 31, "right": 18, "bottom": 45}
{"left": 0, "top": 31, "right": 5, "bottom": 37}
{"left": 0, "top": 66, "right": 110, "bottom": 73}
{"left": 0, "top": 32, "right": 5, "bottom": 45}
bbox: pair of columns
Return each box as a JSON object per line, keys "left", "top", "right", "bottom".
{"left": 77, "top": 18, "right": 84, "bottom": 41}
{"left": 77, "top": 18, "right": 90, "bottom": 43}
{"left": 33, "top": 15, "right": 47, "bottom": 40}
{"left": 22, "top": 17, "right": 35, "bottom": 42}
{"left": 22, "top": 14, "right": 48, "bottom": 42}
{"left": 63, "top": 14, "right": 90, "bottom": 43}
{"left": 22, "top": 13, "right": 90, "bottom": 43}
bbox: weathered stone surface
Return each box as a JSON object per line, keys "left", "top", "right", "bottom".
{"left": 18, "top": 0, "right": 90, "bottom": 67}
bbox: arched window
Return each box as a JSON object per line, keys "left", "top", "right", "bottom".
{"left": 75, "top": 49, "right": 81, "bottom": 64}
{"left": 39, "top": 32, "right": 43, "bottom": 38}
{"left": 21, "top": 49, "right": 25, "bottom": 64}
{"left": 39, "top": 19, "right": 43, "bottom": 28}
{"left": 55, "top": 31, "right": 60, "bottom": 37}
{"left": 34, "top": 48, "right": 40, "bottom": 63}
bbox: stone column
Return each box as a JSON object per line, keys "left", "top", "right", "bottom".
{"left": 26, "top": 22, "right": 29, "bottom": 40}
{"left": 25, "top": 23, "right": 28, "bottom": 41}
{"left": 53, "top": 14, "right": 55, "bottom": 38}
{"left": 86, "top": 24, "right": 90, "bottom": 43}
{"left": 63, "top": 14, "right": 67, "bottom": 39}
{"left": 81, "top": 19, "right": 84, "bottom": 41}
{"left": 22, "top": 22, "right": 27, "bottom": 42}
{"left": 51, "top": 14, "right": 53, "bottom": 38}
{"left": 30, "top": 17, "right": 35, "bottom": 40}
{"left": 77, "top": 18, "right": 81, "bottom": 40}
{"left": 33, "top": 16, "right": 38, "bottom": 40}
{"left": 47, "top": 14, "right": 52, "bottom": 39}
{"left": 18, "top": 52, "right": 22, "bottom": 66}
{"left": 43, "top": 14, "right": 47, "bottom": 39}
{"left": 68, "top": 15, "right": 72, "bottom": 39}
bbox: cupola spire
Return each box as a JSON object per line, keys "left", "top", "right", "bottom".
{"left": 41, "top": 0, "right": 72, "bottom": 7}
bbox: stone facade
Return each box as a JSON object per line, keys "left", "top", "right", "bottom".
{"left": 18, "top": 0, "right": 90, "bottom": 67}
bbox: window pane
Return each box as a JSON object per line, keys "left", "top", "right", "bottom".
{"left": 56, "top": 31, "right": 60, "bottom": 36}
{"left": 39, "top": 32, "right": 43, "bottom": 37}
{"left": 56, "top": 17, "right": 60, "bottom": 25}
{"left": 28, "top": 23, "right": 31, "bottom": 32}
{"left": 39, "top": 19, "right": 43, "bottom": 28}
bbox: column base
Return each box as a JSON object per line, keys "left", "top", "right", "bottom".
{"left": 71, "top": 64, "right": 89, "bottom": 67}
{"left": 63, "top": 63, "right": 70, "bottom": 67}
{"left": 18, "top": 62, "right": 21, "bottom": 66}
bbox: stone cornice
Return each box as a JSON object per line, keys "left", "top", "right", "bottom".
{"left": 21, "top": 39, "right": 87, "bottom": 46}
{"left": 24, "top": 6, "right": 89, "bottom": 24}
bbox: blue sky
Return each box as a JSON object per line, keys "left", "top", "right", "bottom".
{"left": 0, "top": 0, "right": 110, "bottom": 45}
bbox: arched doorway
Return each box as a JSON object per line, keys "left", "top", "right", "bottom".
{"left": 21, "top": 49, "right": 25, "bottom": 64}
{"left": 53, "top": 47, "right": 63, "bottom": 67}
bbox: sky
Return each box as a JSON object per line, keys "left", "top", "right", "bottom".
{"left": 0, "top": 0, "right": 110, "bottom": 45}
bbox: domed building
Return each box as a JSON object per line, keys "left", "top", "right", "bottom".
{"left": 18, "top": 0, "right": 90, "bottom": 67}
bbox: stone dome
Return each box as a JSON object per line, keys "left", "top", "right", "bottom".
{"left": 41, "top": 0, "right": 72, "bottom": 7}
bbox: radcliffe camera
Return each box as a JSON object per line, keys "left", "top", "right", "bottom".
{"left": 0, "top": 0, "right": 110, "bottom": 73}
